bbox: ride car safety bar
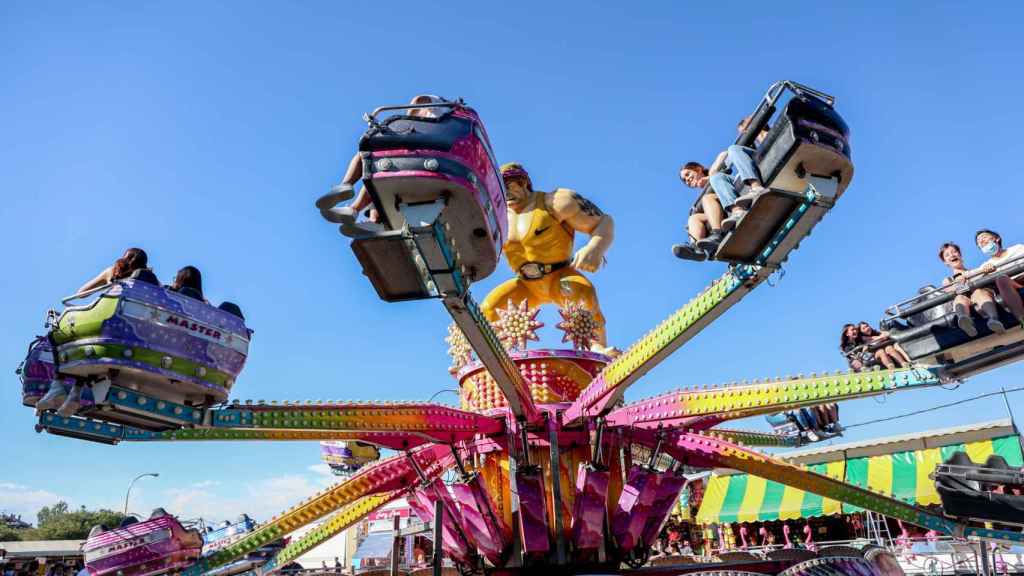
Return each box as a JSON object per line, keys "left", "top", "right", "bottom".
{"left": 884, "top": 256, "right": 1024, "bottom": 322}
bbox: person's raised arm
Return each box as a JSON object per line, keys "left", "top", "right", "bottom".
{"left": 708, "top": 150, "right": 729, "bottom": 175}
{"left": 76, "top": 267, "right": 114, "bottom": 296}
{"left": 547, "top": 188, "right": 614, "bottom": 273}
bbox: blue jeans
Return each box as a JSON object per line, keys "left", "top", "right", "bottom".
{"left": 708, "top": 145, "right": 763, "bottom": 208}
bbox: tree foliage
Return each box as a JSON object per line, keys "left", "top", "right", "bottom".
{"left": 1, "top": 502, "right": 126, "bottom": 541}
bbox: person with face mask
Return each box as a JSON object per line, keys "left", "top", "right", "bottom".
{"left": 975, "top": 229, "right": 1024, "bottom": 328}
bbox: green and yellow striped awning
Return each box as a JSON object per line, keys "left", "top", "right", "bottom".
{"left": 843, "top": 435, "right": 1023, "bottom": 512}
{"left": 695, "top": 433, "right": 1022, "bottom": 525}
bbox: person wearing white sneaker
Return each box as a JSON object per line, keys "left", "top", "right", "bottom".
{"left": 317, "top": 94, "right": 448, "bottom": 225}
{"left": 672, "top": 162, "right": 726, "bottom": 260}
{"left": 939, "top": 242, "right": 1005, "bottom": 337}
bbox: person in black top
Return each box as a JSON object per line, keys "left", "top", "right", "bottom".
{"left": 169, "top": 266, "right": 205, "bottom": 302}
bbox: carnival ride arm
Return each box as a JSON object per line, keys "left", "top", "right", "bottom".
{"left": 547, "top": 188, "right": 614, "bottom": 273}
{"left": 181, "top": 444, "right": 452, "bottom": 576}
{"left": 603, "top": 366, "right": 941, "bottom": 430}
{"left": 254, "top": 493, "right": 399, "bottom": 576}
{"left": 564, "top": 266, "right": 764, "bottom": 424}
{"left": 660, "top": 430, "right": 1024, "bottom": 544}
{"left": 40, "top": 401, "right": 503, "bottom": 447}
{"left": 705, "top": 428, "right": 802, "bottom": 448}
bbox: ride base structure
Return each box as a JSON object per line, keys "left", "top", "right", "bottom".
{"left": 23, "top": 83, "right": 1024, "bottom": 576}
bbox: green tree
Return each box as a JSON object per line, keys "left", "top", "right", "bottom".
{"left": 0, "top": 523, "right": 24, "bottom": 541}
{"left": 19, "top": 502, "right": 126, "bottom": 541}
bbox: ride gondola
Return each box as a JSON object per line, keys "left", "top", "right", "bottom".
{"left": 687, "top": 81, "right": 853, "bottom": 267}
{"left": 933, "top": 451, "right": 1024, "bottom": 526}
{"left": 881, "top": 253, "right": 1024, "bottom": 379}
{"left": 320, "top": 98, "right": 507, "bottom": 302}
{"left": 319, "top": 440, "right": 381, "bottom": 476}
{"left": 84, "top": 508, "right": 203, "bottom": 576}
{"left": 765, "top": 403, "right": 841, "bottom": 443}
{"left": 29, "top": 271, "right": 252, "bottom": 434}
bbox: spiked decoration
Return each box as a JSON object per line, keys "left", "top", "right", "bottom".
{"left": 556, "top": 301, "right": 599, "bottom": 351}
{"left": 445, "top": 322, "right": 473, "bottom": 374}
{"left": 492, "top": 298, "right": 544, "bottom": 350}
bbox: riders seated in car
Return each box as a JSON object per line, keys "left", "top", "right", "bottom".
{"left": 974, "top": 229, "right": 1024, "bottom": 329}
{"left": 857, "top": 321, "right": 910, "bottom": 368}
{"left": 316, "top": 94, "right": 447, "bottom": 225}
{"left": 839, "top": 321, "right": 909, "bottom": 371}
{"left": 939, "top": 242, "right": 1005, "bottom": 337}
{"left": 672, "top": 119, "right": 771, "bottom": 261}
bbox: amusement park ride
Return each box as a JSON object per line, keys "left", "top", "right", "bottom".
{"left": 18, "top": 81, "right": 1024, "bottom": 576}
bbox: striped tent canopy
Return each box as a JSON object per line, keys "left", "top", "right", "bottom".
{"left": 696, "top": 419, "right": 1022, "bottom": 525}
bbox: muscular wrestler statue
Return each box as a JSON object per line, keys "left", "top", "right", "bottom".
{"left": 481, "top": 163, "right": 615, "bottom": 350}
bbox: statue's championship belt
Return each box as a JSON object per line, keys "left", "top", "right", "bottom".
{"left": 517, "top": 260, "right": 570, "bottom": 280}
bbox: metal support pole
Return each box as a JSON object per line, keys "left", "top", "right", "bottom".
{"left": 433, "top": 499, "right": 443, "bottom": 576}
{"left": 519, "top": 423, "right": 531, "bottom": 466}
{"left": 648, "top": 434, "right": 664, "bottom": 469}
{"left": 390, "top": 515, "right": 401, "bottom": 576}
{"left": 547, "top": 413, "right": 567, "bottom": 565}
{"left": 593, "top": 417, "right": 605, "bottom": 464}
{"left": 450, "top": 444, "right": 468, "bottom": 479}
{"left": 979, "top": 540, "right": 992, "bottom": 576}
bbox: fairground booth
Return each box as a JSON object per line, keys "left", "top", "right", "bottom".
{"left": 687, "top": 419, "right": 1023, "bottom": 551}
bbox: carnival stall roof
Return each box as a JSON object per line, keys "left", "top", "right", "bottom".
{"left": 0, "top": 540, "right": 85, "bottom": 558}
{"left": 696, "top": 419, "right": 1023, "bottom": 524}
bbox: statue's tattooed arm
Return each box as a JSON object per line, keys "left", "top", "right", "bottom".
{"left": 571, "top": 192, "right": 604, "bottom": 217}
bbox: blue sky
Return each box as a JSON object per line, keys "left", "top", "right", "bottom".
{"left": 3, "top": 1, "right": 1024, "bottom": 524}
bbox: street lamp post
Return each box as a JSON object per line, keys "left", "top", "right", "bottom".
{"left": 123, "top": 473, "right": 159, "bottom": 516}
{"left": 428, "top": 389, "right": 459, "bottom": 403}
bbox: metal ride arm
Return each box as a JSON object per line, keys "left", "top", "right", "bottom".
{"left": 709, "top": 428, "right": 802, "bottom": 448}
{"left": 565, "top": 266, "right": 761, "bottom": 424}
{"left": 665, "top": 431, "right": 1024, "bottom": 545}
{"left": 604, "top": 367, "right": 942, "bottom": 430}
{"left": 443, "top": 290, "right": 540, "bottom": 424}
{"left": 37, "top": 401, "right": 502, "bottom": 447}
{"left": 566, "top": 184, "right": 832, "bottom": 425}
{"left": 254, "top": 493, "right": 399, "bottom": 576}
{"left": 180, "top": 444, "right": 452, "bottom": 576}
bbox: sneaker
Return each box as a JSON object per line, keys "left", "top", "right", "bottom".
{"left": 320, "top": 206, "right": 357, "bottom": 224}
{"left": 956, "top": 314, "right": 978, "bottom": 337}
{"left": 695, "top": 232, "right": 723, "bottom": 253}
{"left": 734, "top": 192, "right": 758, "bottom": 210}
{"left": 721, "top": 210, "right": 747, "bottom": 233}
{"left": 35, "top": 380, "right": 68, "bottom": 412}
{"left": 987, "top": 318, "right": 1006, "bottom": 334}
{"left": 315, "top": 183, "right": 355, "bottom": 210}
{"left": 672, "top": 243, "right": 707, "bottom": 261}
{"left": 56, "top": 384, "right": 82, "bottom": 417}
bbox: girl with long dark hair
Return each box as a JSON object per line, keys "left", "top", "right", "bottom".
{"left": 76, "top": 247, "right": 149, "bottom": 295}
{"left": 857, "top": 321, "right": 911, "bottom": 369}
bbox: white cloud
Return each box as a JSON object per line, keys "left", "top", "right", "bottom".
{"left": 306, "top": 464, "right": 333, "bottom": 478}
{"left": 0, "top": 482, "right": 67, "bottom": 523}
{"left": 157, "top": 473, "right": 341, "bottom": 528}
